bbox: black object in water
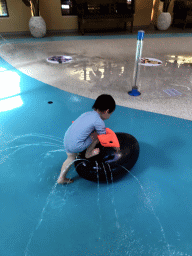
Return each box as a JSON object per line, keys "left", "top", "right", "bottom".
{"left": 74, "top": 133, "right": 139, "bottom": 182}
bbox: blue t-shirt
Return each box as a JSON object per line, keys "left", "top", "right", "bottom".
{"left": 64, "top": 111, "right": 106, "bottom": 153}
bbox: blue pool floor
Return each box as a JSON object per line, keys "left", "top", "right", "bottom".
{"left": 1, "top": 34, "right": 192, "bottom": 256}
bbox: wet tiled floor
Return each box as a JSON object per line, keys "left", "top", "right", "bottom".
{"left": 1, "top": 29, "right": 192, "bottom": 120}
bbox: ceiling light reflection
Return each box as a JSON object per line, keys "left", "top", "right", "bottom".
{"left": 0, "top": 67, "right": 23, "bottom": 112}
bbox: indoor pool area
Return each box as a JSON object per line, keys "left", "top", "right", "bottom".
{"left": 0, "top": 30, "right": 192, "bottom": 256}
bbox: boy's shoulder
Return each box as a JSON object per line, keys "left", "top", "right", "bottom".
{"left": 82, "top": 111, "right": 96, "bottom": 116}
{"left": 81, "top": 111, "right": 101, "bottom": 120}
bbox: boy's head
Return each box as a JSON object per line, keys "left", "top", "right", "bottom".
{"left": 92, "top": 94, "right": 116, "bottom": 120}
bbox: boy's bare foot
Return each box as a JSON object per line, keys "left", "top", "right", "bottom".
{"left": 57, "top": 177, "right": 74, "bottom": 184}
{"left": 86, "top": 148, "right": 100, "bottom": 159}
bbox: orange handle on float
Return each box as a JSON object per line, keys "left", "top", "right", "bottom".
{"left": 98, "top": 128, "right": 120, "bottom": 148}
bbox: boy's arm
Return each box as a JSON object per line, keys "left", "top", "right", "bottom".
{"left": 90, "top": 131, "right": 99, "bottom": 142}
{"left": 94, "top": 119, "right": 106, "bottom": 135}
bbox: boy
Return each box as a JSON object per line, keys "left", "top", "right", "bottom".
{"left": 57, "top": 94, "right": 116, "bottom": 184}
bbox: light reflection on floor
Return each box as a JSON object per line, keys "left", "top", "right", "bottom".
{"left": 70, "top": 59, "right": 127, "bottom": 83}
{"left": 166, "top": 55, "right": 192, "bottom": 67}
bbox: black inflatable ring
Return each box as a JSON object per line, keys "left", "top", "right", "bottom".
{"left": 74, "top": 133, "right": 139, "bottom": 182}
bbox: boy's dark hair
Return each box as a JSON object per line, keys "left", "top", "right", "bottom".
{"left": 92, "top": 94, "right": 116, "bottom": 113}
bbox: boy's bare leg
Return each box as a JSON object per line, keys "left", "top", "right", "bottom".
{"left": 85, "top": 139, "right": 100, "bottom": 159}
{"left": 57, "top": 153, "right": 77, "bottom": 184}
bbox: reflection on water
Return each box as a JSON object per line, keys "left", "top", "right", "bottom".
{"left": 69, "top": 55, "right": 192, "bottom": 97}
{"left": 166, "top": 55, "right": 192, "bottom": 68}
{"left": 70, "top": 59, "right": 130, "bottom": 84}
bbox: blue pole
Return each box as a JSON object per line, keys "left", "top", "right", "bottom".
{"left": 128, "top": 30, "right": 145, "bottom": 96}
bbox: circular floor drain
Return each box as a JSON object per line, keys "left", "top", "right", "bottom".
{"left": 47, "top": 55, "right": 72, "bottom": 64}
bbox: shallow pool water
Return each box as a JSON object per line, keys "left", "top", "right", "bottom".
{"left": 0, "top": 57, "right": 192, "bottom": 256}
